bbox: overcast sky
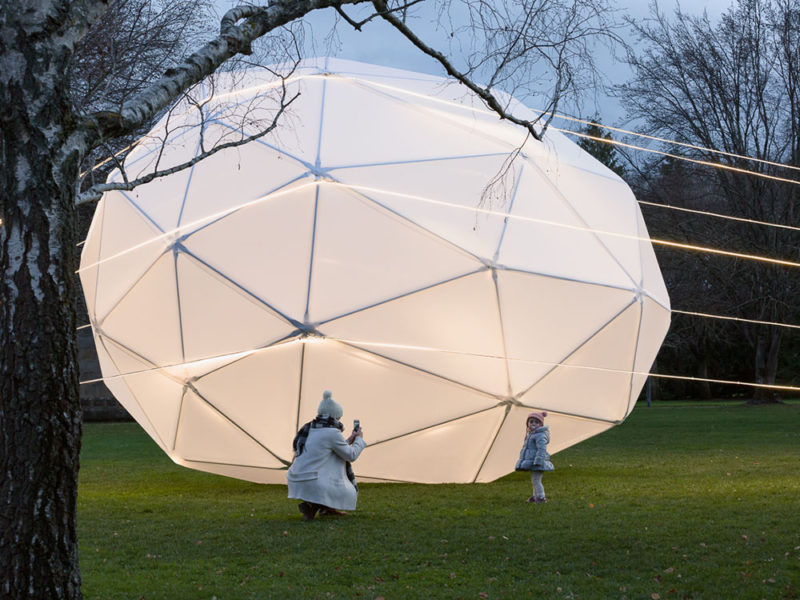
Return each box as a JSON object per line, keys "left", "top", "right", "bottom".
{"left": 291, "top": 0, "right": 738, "bottom": 124}
{"left": 212, "top": 1, "right": 737, "bottom": 124}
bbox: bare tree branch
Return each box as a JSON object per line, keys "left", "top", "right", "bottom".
{"left": 63, "top": 0, "right": 370, "bottom": 162}
{"left": 75, "top": 66, "right": 300, "bottom": 205}
{"left": 373, "top": 0, "right": 547, "bottom": 140}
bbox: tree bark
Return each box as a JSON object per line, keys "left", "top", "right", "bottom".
{"left": 1, "top": 2, "right": 86, "bottom": 598}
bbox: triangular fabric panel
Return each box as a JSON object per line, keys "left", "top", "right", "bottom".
{"left": 102, "top": 338, "right": 184, "bottom": 451}
{"left": 320, "top": 271, "right": 507, "bottom": 395}
{"left": 176, "top": 252, "right": 295, "bottom": 363}
{"left": 177, "top": 141, "right": 311, "bottom": 228}
{"left": 174, "top": 389, "right": 285, "bottom": 469}
{"left": 192, "top": 342, "right": 303, "bottom": 464}
{"left": 175, "top": 458, "right": 287, "bottom": 485}
{"left": 298, "top": 341, "right": 499, "bottom": 444}
{"left": 626, "top": 296, "right": 672, "bottom": 413}
{"left": 497, "top": 164, "right": 635, "bottom": 288}
{"left": 333, "top": 156, "right": 511, "bottom": 259}
{"left": 79, "top": 199, "right": 105, "bottom": 317}
{"left": 100, "top": 253, "right": 183, "bottom": 368}
{"left": 497, "top": 270, "right": 637, "bottom": 395}
{"left": 93, "top": 192, "right": 169, "bottom": 321}
{"left": 181, "top": 179, "right": 316, "bottom": 321}
{"left": 208, "top": 75, "right": 327, "bottom": 167}
{"left": 476, "top": 407, "right": 614, "bottom": 482}
{"left": 355, "top": 407, "right": 506, "bottom": 483}
{"left": 517, "top": 302, "right": 641, "bottom": 422}
{"left": 636, "top": 210, "right": 671, "bottom": 309}
{"left": 94, "top": 335, "right": 166, "bottom": 452}
{"left": 119, "top": 125, "right": 202, "bottom": 183}
{"left": 550, "top": 162, "right": 642, "bottom": 284}
{"left": 306, "top": 183, "right": 482, "bottom": 323}
{"left": 318, "top": 78, "right": 516, "bottom": 166}
{"left": 349, "top": 77, "right": 532, "bottom": 150}
{"left": 340, "top": 343, "right": 510, "bottom": 397}
{"left": 162, "top": 351, "right": 252, "bottom": 383}
{"left": 123, "top": 163, "right": 194, "bottom": 232}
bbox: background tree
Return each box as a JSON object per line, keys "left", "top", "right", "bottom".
{"left": 618, "top": 0, "right": 800, "bottom": 403}
{"left": 577, "top": 117, "right": 626, "bottom": 177}
{"left": 0, "top": 0, "right": 615, "bottom": 596}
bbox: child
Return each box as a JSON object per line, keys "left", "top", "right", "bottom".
{"left": 515, "top": 411, "right": 554, "bottom": 503}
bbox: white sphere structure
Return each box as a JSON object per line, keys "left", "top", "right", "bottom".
{"left": 79, "top": 58, "right": 670, "bottom": 484}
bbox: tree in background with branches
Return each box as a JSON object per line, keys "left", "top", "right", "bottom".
{"left": 618, "top": 0, "right": 800, "bottom": 404}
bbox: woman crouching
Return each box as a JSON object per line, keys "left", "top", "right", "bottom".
{"left": 288, "top": 390, "right": 366, "bottom": 520}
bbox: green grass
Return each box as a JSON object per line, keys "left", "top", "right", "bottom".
{"left": 78, "top": 402, "right": 800, "bottom": 599}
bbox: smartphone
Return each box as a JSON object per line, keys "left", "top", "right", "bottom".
{"left": 353, "top": 419, "right": 360, "bottom": 432}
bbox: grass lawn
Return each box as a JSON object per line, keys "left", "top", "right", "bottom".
{"left": 78, "top": 402, "right": 800, "bottom": 599}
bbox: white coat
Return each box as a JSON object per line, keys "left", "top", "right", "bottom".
{"left": 287, "top": 427, "right": 367, "bottom": 510}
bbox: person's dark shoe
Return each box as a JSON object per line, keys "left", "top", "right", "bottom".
{"left": 525, "top": 496, "right": 536, "bottom": 503}
{"left": 298, "top": 502, "right": 319, "bottom": 521}
{"left": 534, "top": 496, "right": 547, "bottom": 503}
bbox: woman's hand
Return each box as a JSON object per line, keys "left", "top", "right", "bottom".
{"left": 346, "top": 429, "right": 364, "bottom": 444}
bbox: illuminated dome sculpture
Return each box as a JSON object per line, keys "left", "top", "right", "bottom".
{"left": 79, "top": 58, "right": 670, "bottom": 483}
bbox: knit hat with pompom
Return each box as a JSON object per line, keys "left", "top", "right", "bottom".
{"left": 527, "top": 411, "right": 547, "bottom": 426}
{"left": 317, "top": 390, "right": 343, "bottom": 419}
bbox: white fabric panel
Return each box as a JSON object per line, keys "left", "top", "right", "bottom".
{"left": 177, "top": 140, "right": 310, "bottom": 228}
{"left": 174, "top": 458, "right": 287, "bottom": 484}
{"left": 475, "top": 407, "right": 613, "bottom": 482}
{"left": 94, "top": 335, "right": 166, "bottom": 452}
{"left": 122, "top": 164, "right": 193, "bottom": 232}
{"left": 192, "top": 342, "right": 303, "bottom": 464}
{"left": 307, "top": 183, "right": 481, "bottom": 322}
{"left": 213, "top": 76, "right": 326, "bottom": 166}
{"left": 537, "top": 128, "right": 620, "bottom": 179}
{"left": 102, "top": 337, "right": 185, "bottom": 452}
{"left": 124, "top": 125, "right": 201, "bottom": 180}
{"left": 319, "top": 78, "right": 514, "bottom": 166}
{"left": 161, "top": 352, "right": 256, "bottom": 383}
{"left": 116, "top": 370, "right": 184, "bottom": 451}
{"left": 497, "top": 271, "right": 636, "bottom": 395}
{"left": 98, "top": 335, "right": 155, "bottom": 376}
{"left": 355, "top": 407, "right": 506, "bottom": 483}
{"left": 552, "top": 163, "right": 641, "bottom": 284}
{"left": 347, "top": 77, "right": 534, "bottom": 152}
{"left": 182, "top": 180, "right": 316, "bottom": 320}
{"left": 340, "top": 344, "right": 509, "bottom": 397}
{"left": 626, "top": 297, "right": 672, "bottom": 413}
{"left": 176, "top": 253, "right": 294, "bottom": 362}
{"left": 93, "top": 192, "right": 168, "bottom": 321}
{"left": 636, "top": 210, "right": 671, "bottom": 309}
{"left": 333, "top": 156, "right": 510, "bottom": 259}
{"left": 79, "top": 199, "right": 105, "bottom": 317}
{"left": 101, "top": 253, "right": 183, "bottom": 367}
{"left": 174, "top": 389, "right": 285, "bottom": 469}
{"left": 320, "top": 272, "right": 506, "bottom": 392}
{"left": 518, "top": 303, "right": 641, "bottom": 421}
{"left": 298, "top": 341, "right": 498, "bottom": 444}
{"left": 498, "top": 165, "right": 635, "bottom": 287}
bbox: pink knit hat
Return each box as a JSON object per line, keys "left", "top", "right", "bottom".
{"left": 527, "top": 411, "right": 547, "bottom": 425}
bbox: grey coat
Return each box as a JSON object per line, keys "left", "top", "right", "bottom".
{"left": 287, "top": 427, "right": 366, "bottom": 510}
{"left": 515, "top": 425, "right": 554, "bottom": 472}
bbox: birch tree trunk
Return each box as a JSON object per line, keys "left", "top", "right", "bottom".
{"left": 1, "top": 3, "right": 85, "bottom": 597}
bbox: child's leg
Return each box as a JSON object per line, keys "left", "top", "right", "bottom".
{"left": 531, "top": 471, "right": 545, "bottom": 499}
